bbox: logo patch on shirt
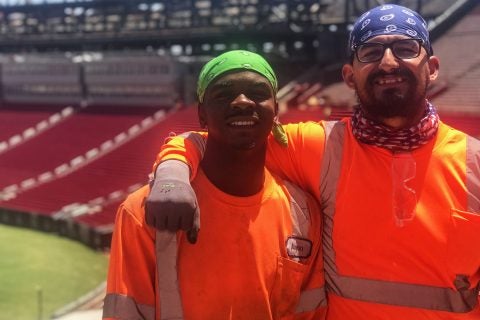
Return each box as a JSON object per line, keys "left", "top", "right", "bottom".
{"left": 286, "top": 236, "right": 312, "bottom": 259}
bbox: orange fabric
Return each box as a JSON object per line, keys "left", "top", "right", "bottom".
{"left": 326, "top": 120, "right": 480, "bottom": 319}
{"left": 154, "top": 120, "right": 480, "bottom": 319}
{"left": 105, "top": 169, "right": 326, "bottom": 320}
{"left": 105, "top": 188, "right": 158, "bottom": 318}
{"left": 106, "top": 194, "right": 157, "bottom": 303}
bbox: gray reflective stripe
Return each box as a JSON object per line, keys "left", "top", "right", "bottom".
{"left": 295, "top": 286, "right": 327, "bottom": 313}
{"left": 156, "top": 231, "right": 184, "bottom": 319}
{"left": 284, "top": 180, "right": 327, "bottom": 314}
{"left": 466, "top": 135, "right": 480, "bottom": 213}
{"left": 179, "top": 131, "right": 206, "bottom": 157}
{"left": 284, "top": 180, "right": 311, "bottom": 240}
{"left": 319, "top": 121, "right": 345, "bottom": 278}
{"left": 319, "top": 120, "right": 479, "bottom": 312}
{"left": 330, "top": 273, "right": 478, "bottom": 313}
{"left": 103, "top": 293, "right": 155, "bottom": 320}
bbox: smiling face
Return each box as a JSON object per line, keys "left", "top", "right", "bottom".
{"left": 199, "top": 70, "right": 277, "bottom": 150}
{"left": 343, "top": 34, "right": 439, "bottom": 126}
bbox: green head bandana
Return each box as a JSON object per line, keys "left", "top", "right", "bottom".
{"left": 197, "top": 50, "right": 278, "bottom": 103}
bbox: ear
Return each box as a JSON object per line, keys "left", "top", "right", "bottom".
{"left": 197, "top": 103, "right": 207, "bottom": 129}
{"left": 427, "top": 55, "right": 440, "bottom": 81}
{"left": 342, "top": 63, "right": 356, "bottom": 89}
{"left": 274, "top": 101, "right": 279, "bottom": 117}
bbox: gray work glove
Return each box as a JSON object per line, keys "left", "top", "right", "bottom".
{"left": 146, "top": 160, "right": 200, "bottom": 244}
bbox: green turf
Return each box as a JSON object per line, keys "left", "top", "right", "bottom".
{"left": 0, "top": 224, "right": 109, "bottom": 320}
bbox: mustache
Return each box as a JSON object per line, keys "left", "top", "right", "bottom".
{"left": 367, "top": 69, "right": 415, "bottom": 85}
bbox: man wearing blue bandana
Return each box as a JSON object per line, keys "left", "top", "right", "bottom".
{"left": 344, "top": 4, "right": 437, "bottom": 131}
{"left": 146, "top": 4, "right": 480, "bottom": 319}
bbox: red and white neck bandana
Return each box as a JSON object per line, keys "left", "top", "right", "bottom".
{"left": 351, "top": 102, "right": 439, "bottom": 151}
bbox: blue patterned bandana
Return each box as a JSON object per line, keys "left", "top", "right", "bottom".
{"left": 349, "top": 4, "right": 433, "bottom": 56}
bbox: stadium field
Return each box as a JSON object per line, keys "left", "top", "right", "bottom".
{"left": 0, "top": 224, "right": 108, "bottom": 320}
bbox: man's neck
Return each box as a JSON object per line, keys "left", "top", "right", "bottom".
{"left": 200, "top": 143, "right": 267, "bottom": 197}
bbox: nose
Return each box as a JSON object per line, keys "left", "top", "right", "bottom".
{"left": 231, "top": 93, "right": 255, "bottom": 109}
{"left": 378, "top": 47, "right": 399, "bottom": 72}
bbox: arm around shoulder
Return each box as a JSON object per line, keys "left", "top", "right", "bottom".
{"left": 266, "top": 121, "right": 327, "bottom": 198}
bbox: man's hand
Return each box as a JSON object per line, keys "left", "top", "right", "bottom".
{"left": 145, "top": 161, "right": 200, "bottom": 244}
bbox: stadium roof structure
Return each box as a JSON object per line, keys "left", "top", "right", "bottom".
{"left": 0, "top": 0, "right": 461, "bottom": 54}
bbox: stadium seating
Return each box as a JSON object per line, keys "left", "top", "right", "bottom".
{"left": 0, "top": 105, "right": 159, "bottom": 190}
{"left": 0, "top": 104, "right": 66, "bottom": 142}
{"left": 0, "top": 106, "right": 200, "bottom": 247}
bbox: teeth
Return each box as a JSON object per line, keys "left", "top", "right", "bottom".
{"left": 377, "top": 77, "right": 403, "bottom": 85}
{"left": 230, "top": 121, "right": 255, "bottom": 126}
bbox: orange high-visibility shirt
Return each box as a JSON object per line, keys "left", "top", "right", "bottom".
{"left": 104, "top": 168, "right": 326, "bottom": 320}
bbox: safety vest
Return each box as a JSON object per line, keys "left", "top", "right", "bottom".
{"left": 156, "top": 180, "right": 326, "bottom": 320}
{"left": 320, "top": 120, "right": 480, "bottom": 317}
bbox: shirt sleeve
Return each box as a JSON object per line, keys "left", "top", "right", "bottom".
{"left": 153, "top": 131, "right": 208, "bottom": 180}
{"left": 104, "top": 187, "right": 157, "bottom": 319}
{"left": 266, "top": 121, "right": 326, "bottom": 199}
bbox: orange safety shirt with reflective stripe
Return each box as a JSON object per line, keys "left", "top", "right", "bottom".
{"left": 156, "top": 119, "right": 480, "bottom": 319}
{"left": 104, "top": 168, "right": 327, "bottom": 320}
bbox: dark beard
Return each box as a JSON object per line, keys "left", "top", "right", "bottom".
{"left": 358, "top": 69, "right": 427, "bottom": 119}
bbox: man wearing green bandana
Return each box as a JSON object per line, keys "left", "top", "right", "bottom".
{"left": 103, "top": 50, "right": 327, "bottom": 319}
